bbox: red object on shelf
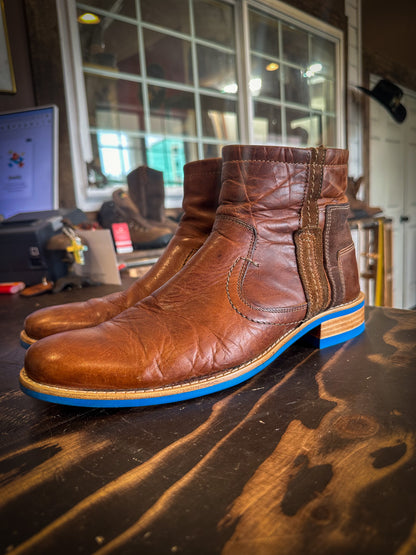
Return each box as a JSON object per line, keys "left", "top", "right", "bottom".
{"left": 0, "top": 282, "right": 25, "bottom": 294}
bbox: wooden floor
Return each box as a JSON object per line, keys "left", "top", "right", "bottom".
{"left": 1, "top": 281, "right": 416, "bottom": 554}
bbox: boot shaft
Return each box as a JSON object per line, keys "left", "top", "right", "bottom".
{"left": 217, "top": 145, "right": 359, "bottom": 314}
{"left": 177, "top": 157, "right": 223, "bottom": 240}
{"left": 127, "top": 166, "right": 165, "bottom": 222}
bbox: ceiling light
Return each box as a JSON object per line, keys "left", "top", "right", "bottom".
{"left": 249, "top": 78, "right": 262, "bottom": 93}
{"left": 78, "top": 12, "right": 101, "bottom": 24}
{"left": 266, "top": 62, "right": 279, "bottom": 72}
{"left": 309, "top": 63, "right": 323, "bottom": 73}
{"left": 223, "top": 83, "right": 238, "bottom": 94}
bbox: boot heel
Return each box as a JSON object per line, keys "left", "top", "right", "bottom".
{"left": 305, "top": 303, "right": 365, "bottom": 349}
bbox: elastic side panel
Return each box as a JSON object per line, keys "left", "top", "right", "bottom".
{"left": 295, "top": 147, "right": 330, "bottom": 318}
{"left": 324, "top": 203, "right": 360, "bottom": 306}
{"left": 294, "top": 227, "right": 330, "bottom": 318}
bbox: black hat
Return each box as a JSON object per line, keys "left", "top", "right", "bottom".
{"left": 358, "top": 79, "right": 407, "bottom": 123}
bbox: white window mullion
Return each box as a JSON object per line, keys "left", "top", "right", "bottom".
{"left": 238, "top": 1, "right": 253, "bottom": 144}
{"left": 188, "top": 0, "right": 204, "bottom": 160}
{"left": 56, "top": 0, "right": 91, "bottom": 210}
{"left": 277, "top": 19, "right": 286, "bottom": 144}
{"left": 136, "top": 0, "right": 151, "bottom": 138}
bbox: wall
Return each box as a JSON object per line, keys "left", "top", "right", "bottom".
{"left": 362, "top": 0, "right": 416, "bottom": 91}
{"left": 0, "top": 0, "right": 34, "bottom": 112}
{"left": 1, "top": 0, "right": 76, "bottom": 208}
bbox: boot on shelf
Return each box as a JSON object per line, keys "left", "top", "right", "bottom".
{"left": 108, "top": 188, "right": 173, "bottom": 249}
{"left": 346, "top": 176, "right": 382, "bottom": 219}
{"left": 127, "top": 166, "right": 178, "bottom": 232}
{"left": 21, "top": 145, "right": 365, "bottom": 407}
{"left": 20, "top": 158, "right": 222, "bottom": 347}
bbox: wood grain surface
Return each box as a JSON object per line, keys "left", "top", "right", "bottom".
{"left": 0, "top": 283, "right": 415, "bottom": 554}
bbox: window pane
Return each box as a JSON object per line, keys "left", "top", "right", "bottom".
{"left": 84, "top": 75, "right": 144, "bottom": 131}
{"left": 78, "top": 1, "right": 136, "bottom": 19}
{"left": 194, "top": 0, "right": 235, "bottom": 48}
{"left": 311, "top": 36, "right": 335, "bottom": 78}
{"left": 145, "top": 137, "right": 189, "bottom": 186}
{"left": 90, "top": 133, "right": 145, "bottom": 184}
{"left": 144, "top": 29, "right": 193, "bottom": 85}
{"left": 78, "top": 12, "right": 140, "bottom": 74}
{"left": 282, "top": 24, "right": 308, "bottom": 67}
{"left": 286, "top": 108, "right": 313, "bottom": 146}
{"left": 203, "top": 143, "right": 223, "bottom": 158}
{"left": 249, "top": 8, "right": 279, "bottom": 58}
{"left": 141, "top": 0, "right": 190, "bottom": 34}
{"left": 253, "top": 102, "right": 282, "bottom": 144}
{"left": 321, "top": 115, "right": 337, "bottom": 146}
{"left": 251, "top": 55, "right": 280, "bottom": 100}
{"left": 200, "top": 96, "right": 238, "bottom": 140}
{"left": 309, "top": 77, "right": 335, "bottom": 112}
{"left": 284, "top": 66, "right": 309, "bottom": 106}
{"left": 197, "top": 45, "right": 236, "bottom": 93}
{"left": 149, "top": 87, "right": 196, "bottom": 136}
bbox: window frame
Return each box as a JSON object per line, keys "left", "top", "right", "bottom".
{"left": 57, "top": 0, "right": 345, "bottom": 212}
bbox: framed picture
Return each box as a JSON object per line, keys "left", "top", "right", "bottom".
{"left": 0, "top": 0, "right": 16, "bottom": 94}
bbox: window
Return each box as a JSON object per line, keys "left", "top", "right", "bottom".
{"left": 59, "top": 0, "right": 344, "bottom": 210}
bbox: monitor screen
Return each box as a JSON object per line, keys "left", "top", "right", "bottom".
{"left": 0, "top": 105, "right": 58, "bottom": 220}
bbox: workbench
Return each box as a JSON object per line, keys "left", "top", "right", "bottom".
{"left": 1, "top": 280, "right": 415, "bottom": 554}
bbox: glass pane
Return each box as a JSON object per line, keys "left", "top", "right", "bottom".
{"left": 253, "top": 102, "right": 282, "bottom": 144}
{"left": 251, "top": 55, "right": 280, "bottom": 100}
{"left": 144, "top": 29, "right": 193, "bottom": 85}
{"left": 90, "top": 133, "right": 145, "bottom": 185}
{"left": 321, "top": 115, "right": 337, "bottom": 146}
{"left": 286, "top": 108, "right": 314, "bottom": 146}
{"left": 148, "top": 87, "right": 196, "bottom": 136}
{"left": 200, "top": 96, "right": 238, "bottom": 140}
{"left": 78, "top": 12, "right": 140, "bottom": 74}
{"left": 78, "top": 1, "right": 136, "bottom": 19}
{"left": 249, "top": 8, "right": 279, "bottom": 58}
{"left": 282, "top": 23, "right": 308, "bottom": 67}
{"left": 284, "top": 65, "right": 309, "bottom": 106}
{"left": 309, "top": 77, "right": 335, "bottom": 112}
{"left": 141, "top": 0, "right": 190, "bottom": 34}
{"left": 203, "top": 143, "right": 223, "bottom": 158}
{"left": 197, "top": 45, "right": 236, "bottom": 93}
{"left": 311, "top": 36, "right": 335, "bottom": 78}
{"left": 145, "top": 137, "right": 189, "bottom": 186}
{"left": 194, "top": 0, "right": 235, "bottom": 48}
{"left": 84, "top": 75, "right": 144, "bottom": 131}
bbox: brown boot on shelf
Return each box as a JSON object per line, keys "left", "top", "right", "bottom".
{"left": 346, "top": 176, "right": 382, "bottom": 219}
{"left": 111, "top": 188, "right": 174, "bottom": 249}
{"left": 127, "top": 166, "right": 178, "bottom": 232}
{"left": 20, "top": 158, "right": 222, "bottom": 348}
{"left": 21, "top": 145, "right": 365, "bottom": 408}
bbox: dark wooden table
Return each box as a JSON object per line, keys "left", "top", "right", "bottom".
{"left": 1, "top": 280, "right": 415, "bottom": 555}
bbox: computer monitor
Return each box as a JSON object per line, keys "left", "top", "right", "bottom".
{"left": 0, "top": 105, "right": 59, "bottom": 220}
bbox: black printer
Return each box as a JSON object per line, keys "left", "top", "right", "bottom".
{"left": 0, "top": 209, "right": 87, "bottom": 285}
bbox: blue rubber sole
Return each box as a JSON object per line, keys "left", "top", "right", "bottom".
{"left": 19, "top": 295, "right": 365, "bottom": 408}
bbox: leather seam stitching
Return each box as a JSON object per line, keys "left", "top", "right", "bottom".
{"left": 225, "top": 160, "right": 345, "bottom": 168}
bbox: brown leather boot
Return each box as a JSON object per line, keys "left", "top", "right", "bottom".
{"left": 20, "top": 158, "right": 222, "bottom": 347}
{"left": 127, "top": 166, "right": 178, "bottom": 232}
{"left": 21, "top": 145, "right": 365, "bottom": 407}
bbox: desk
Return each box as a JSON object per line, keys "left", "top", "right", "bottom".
{"left": 1, "top": 282, "right": 415, "bottom": 554}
